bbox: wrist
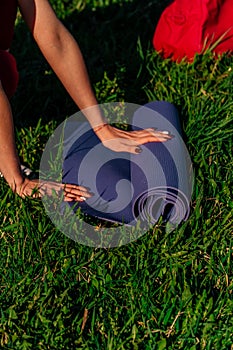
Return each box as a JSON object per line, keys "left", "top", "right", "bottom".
{"left": 93, "top": 123, "right": 108, "bottom": 133}
{"left": 81, "top": 104, "right": 108, "bottom": 129}
{"left": 3, "top": 170, "right": 25, "bottom": 194}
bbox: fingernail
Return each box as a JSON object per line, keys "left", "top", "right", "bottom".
{"left": 80, "top": 196, "right": 87, "bottom": 201}
{"left": 161, "top": 131, "right": 170, "bottom": 135}
{"left": 135, "top": 147, "right": 142, "bottom": 153}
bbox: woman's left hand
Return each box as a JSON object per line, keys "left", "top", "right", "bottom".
{"left": 93, "top": 124, "right": 172, "bottom": 154}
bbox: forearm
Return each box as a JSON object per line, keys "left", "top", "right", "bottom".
{"left": 0, "top": 85, "right": 24, "bottom": 190}
{"left": 18, "top": 0, "right": 106, "bottom": 128}
{"left": 36, "top": 26, "right": 106, "bottom": 128}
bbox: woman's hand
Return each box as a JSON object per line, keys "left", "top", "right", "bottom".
{"left": 93, "top": 124, "right": 172, "bottom": 154}
{"left": 15, "top": 178, "right": 92, "bottom": 202}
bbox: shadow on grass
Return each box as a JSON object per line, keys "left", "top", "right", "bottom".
{"left": 11, "top": 0, "right": 171, "bottom": 127}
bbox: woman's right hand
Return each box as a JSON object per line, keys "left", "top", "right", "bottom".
{"left": 93, "top": 123, "right": 172, "bottom": 154}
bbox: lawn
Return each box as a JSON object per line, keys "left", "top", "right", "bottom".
{"left": 0, "top": 0, "right": 233, "bottom": 349}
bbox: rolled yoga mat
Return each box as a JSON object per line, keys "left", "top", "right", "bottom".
{"left": 62, "top": 101, "right": 193, "bottom": 229}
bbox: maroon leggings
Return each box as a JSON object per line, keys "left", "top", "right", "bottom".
{"left": 0, "top": 50, "right": 19, "bottom": 98}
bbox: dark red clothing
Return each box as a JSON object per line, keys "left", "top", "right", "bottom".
{"left": 0, "top": 50, "right": 19, "bottom": 98}
{"left": 0, "top": 0, "right": 19, "bottom": 98}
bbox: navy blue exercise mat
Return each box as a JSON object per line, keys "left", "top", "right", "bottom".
{"left": 130, "top": 101, "right": 193, "bottom": 228}
{"left": 62, "top": 101, "right": 193, "bottom": 229}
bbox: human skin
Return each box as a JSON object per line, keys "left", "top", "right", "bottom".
{"left": 0, "top": 0, "right": 171, "bottom": 199}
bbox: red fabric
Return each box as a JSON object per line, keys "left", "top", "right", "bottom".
{"left": 0, "top": 1, "right": 18, "bottom": 97}
{"left": 0, "top": 50, "right": 19, "bottom": 98}
{"left": 0, "top": 0, "right": 18, "bottom": 50}
{"left": 153, "top": 0, "right": 233, "bottom": 62}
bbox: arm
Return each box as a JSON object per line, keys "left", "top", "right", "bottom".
{"left": 0, "top": 82, "right": 91, "bottom": 199}
{"left": 18, "top": 0, "right": 171, "bottom": 153}
{"left": 0, "top": 83, "right": 23, "bottom": 190}
{"left": 18, "top": 0, "right": 105, "bottom": 127}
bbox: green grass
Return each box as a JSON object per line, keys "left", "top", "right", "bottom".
{"left": 1, "top": 0, "right": 233, "bottom": 349}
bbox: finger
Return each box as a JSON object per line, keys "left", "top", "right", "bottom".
{"left": 116, "top": 130, "right": 173, "bottom": 143}
{"left": 63, "top": 196, "right": 85, "bottom": 202}
{"left": 134, "top": 133, "right": 173, "bottom": 144}
{"left": 62, "top": 184, "right": 92, "bottom": 196}
{"left": 116, "top": 135, "right": 171, "bottom": 154}
{"left": 63, "top": 192, "right": 87, "bottom": 202}
{"left": 141, "top": 129, "right": 172, "bottom": 139}
{"left": 63, "top": 187, "right": 93, "bottom": 198}
{"left": 118, "top": 128, "right": 171, "bottom": 138}
{"left": 63, "top": 184, "right": 93, "bottom": 197}
{"left": 119, "top": 132, "right": 172, "bottom": 146}
{"left": 102, "top": 139, "right": 138, "bottom": 153}
{"left": 62, "top": 184, "right": 89, "bottom": 192}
